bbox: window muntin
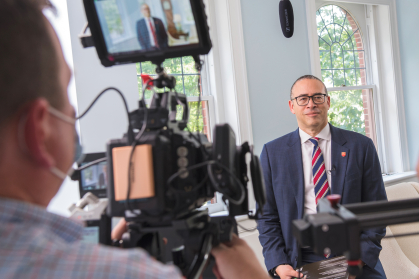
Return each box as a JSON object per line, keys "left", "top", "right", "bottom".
{"left": 136, "top": 56, "right": 212, "bottom": 140}
{"left": 317, "top": 4, "right": 376, "bottom": 142}
{"left": 317, "top": 5, "right": 367, "bottom": 87}
{"left": 328, "top": 89, "right": 365, "bottom": 135}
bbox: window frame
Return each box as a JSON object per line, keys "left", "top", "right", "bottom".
{"left": 306, "top": 0, "right": 410, "bottom": 173}
{"left": 138, "top": 55, "right": 216, "bottom": 140}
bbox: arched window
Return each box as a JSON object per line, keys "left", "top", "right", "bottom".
{"left": 317, "top": 5, "right": 366, "bottom": 87}
{"left": 317, "top": 4, "right": 376, "bottom": 142}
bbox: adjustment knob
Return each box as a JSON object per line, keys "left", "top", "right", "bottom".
{"left": 327, "top": 194, "right": 341, "bottom": 209}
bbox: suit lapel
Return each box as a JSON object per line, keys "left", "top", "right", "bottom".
{"left": 287, "top": 129, "right": 305, "bottom": 219}
{"left": 330, "top": 125, "right": 349, "bottom": 198}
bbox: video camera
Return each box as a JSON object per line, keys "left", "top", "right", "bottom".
{"left": 71, "top": 1, "right": 267, "bottom": 278}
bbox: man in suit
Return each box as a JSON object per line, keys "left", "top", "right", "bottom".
{"left": 136, "top": 3, "right": 168, "bottom": 50}
{"left": 258, "top": 75, "right": 387, "bottom": 279}
{"left": 98, "top": 164, "right": 108, "bottom": 189}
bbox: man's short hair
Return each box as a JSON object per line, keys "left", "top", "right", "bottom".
{"left": 0, "top": 0, "right": 62, "bottom": 132}
{"left": 290, "top": 75, "right": 328, "bottom": 99}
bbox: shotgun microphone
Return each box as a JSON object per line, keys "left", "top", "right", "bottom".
{"left": 279, "top": 0, "right": 294, "bottom": 38}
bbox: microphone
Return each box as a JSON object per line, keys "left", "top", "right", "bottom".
{"left": 279, "top": 0, "right": 294, "bottom": 38}
{"left": 327, "top": 166, "right": 336, "bottom": 175}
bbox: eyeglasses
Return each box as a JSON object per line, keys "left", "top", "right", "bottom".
{"left": 291, "top": 94, "right": 327, "bottom": 106}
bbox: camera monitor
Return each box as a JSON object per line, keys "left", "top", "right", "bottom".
{"left": 78, "top": 152, "right": 108, "bottom": 199}
{"left": 83, "top": 0, "right": 212, "bottom": 67}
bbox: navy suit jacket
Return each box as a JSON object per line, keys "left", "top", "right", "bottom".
{"left": 258, "top": 124, "right": 387, "bottom": 274}
{"left": 136, "top": 17, "right": 168, "bottom": 50}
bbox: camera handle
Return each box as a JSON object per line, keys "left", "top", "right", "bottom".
{"left": 117, "top": 211, "right": 236, "bottom": 279}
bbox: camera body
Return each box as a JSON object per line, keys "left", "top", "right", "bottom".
{"left": 106, "top": 91, "right": 261, "bottom": 224}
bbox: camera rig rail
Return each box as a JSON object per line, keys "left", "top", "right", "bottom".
{"left": 293, "top": 195, "right": 419, "bottom": 277}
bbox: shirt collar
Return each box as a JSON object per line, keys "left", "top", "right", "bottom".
{"left": 299, "top": 123, "right": 331, "bottom": 143}
{"left": 0, "top": 197, "right": 84, "bottom": 243}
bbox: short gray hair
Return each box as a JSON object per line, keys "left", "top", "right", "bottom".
{"left": 290, "top": 75, "right": 328, "bottom": 99}
{"left": 0, "top": 0, "right": 62, "bottom": 131}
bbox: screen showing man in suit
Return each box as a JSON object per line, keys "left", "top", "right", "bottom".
{"left": 137, "top": 3, "right": 167, "bottom": 50}
{"left": 258, "top": 75, "right": 387, "bottom": 279}
{"left": 94, "top": 0, "right": 200, "bottom": 54}
{"left": 81, "top": 161, "right": 108, "bottom": 191}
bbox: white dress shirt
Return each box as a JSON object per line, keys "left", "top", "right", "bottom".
{"left": 145, "top": 17, "right": 156, "bottom": 47}
{"left": 299, "top": 123, "right": 332, "bottom": 215}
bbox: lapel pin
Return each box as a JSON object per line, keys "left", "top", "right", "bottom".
{"left": 341, "top": 152, "right": 346, "bottom": 157}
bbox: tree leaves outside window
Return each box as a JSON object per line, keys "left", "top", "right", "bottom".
{"left": 136, "top": 57, "right": 209, "bottom": 139}
{"left": 317, "top": 5, "right": 367, "bottom": 135}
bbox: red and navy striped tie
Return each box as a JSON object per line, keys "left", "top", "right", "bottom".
{"left": 309, "top": 137, "right": 331, "bottom": 205}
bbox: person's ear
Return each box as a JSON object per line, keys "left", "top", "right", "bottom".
{"left": 23, "top": 99, "right": 55, "bottom": 168}
{"left": 326, "top": 95, "right": 331, "bottom": 110}
{"left": 289, "top": 99, "right": 296, "bottom": 114}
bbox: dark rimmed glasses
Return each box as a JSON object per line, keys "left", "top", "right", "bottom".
{"left": 291, "top": 93, "right": 327, "bottom": 106}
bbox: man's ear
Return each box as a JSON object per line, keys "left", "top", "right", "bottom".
{"left": 23, "top": 99, "right": 55, "bottom": 168}
{"left": 326, "top": 95, "right": 331, "bottom": 110}
{"left": 289, "top": 100, "right": 296, "bottom": 114}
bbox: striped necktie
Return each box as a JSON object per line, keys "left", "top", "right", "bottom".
{"left": 148, "top": 18, "right": 159, "bottom": 48}
{"left": 309, "top": 137, "right": 331, "bottom": 205}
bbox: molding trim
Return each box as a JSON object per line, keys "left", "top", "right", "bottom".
{"left": 306, "top": 0, "right": 410, "bottom": 172}
{"left": 306, "top": 0, "right": 322, "bottom": 78}
{"left": 205, "top": 0, "right": 254, "bottom": 144}
{"left": 387, "top": 0, "right": 410, "bottom": 171}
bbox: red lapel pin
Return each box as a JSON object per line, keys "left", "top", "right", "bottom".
{"left": 341, "top": 152, "right": 346, "bottom": 157}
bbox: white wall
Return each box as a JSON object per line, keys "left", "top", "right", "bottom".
{"left": 396, "top": 0, "right": 419, "bottom": 170}
{"left": 45, "top": 0, "right": 80, "bottom": 216}
{"left": 67, "top": 0, "right": 139, "bottom": 153}
{"left": 47, "top": 0, "right": 141, "bottom": 216}
{"left": 240, "top": 0, "right": 311, "bottom": 156}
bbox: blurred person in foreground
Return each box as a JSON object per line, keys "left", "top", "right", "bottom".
{"left": 0, "top": 1, "right": 269, "bottom": 278}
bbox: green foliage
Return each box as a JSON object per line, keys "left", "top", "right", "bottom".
{"left": 318, "top": 5, "right": 367, "bottom": 135}
{"left": 101, "top": 1, "right": 124, "bottom": 36}
{"left": 136, "top": 56, "right": 200, "bottom": 97}
{"left": 136, "top": 57, "right": 206, "bottom": 137}
{"left": 176, "top": 101, "right": 206, "bottom": 136}
{"left": 317, "top": 5, "right": 365, "bottom": 87}
{"left": 328, "top": 90, "right": 365, "bottom": 135}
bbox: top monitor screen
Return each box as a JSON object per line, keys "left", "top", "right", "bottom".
{"left": 95, "top": 0, "right": 199, "bottom": 54}
{"left": 85, "top": 0, "right": 211, "bottom": 66}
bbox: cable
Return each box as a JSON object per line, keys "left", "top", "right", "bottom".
{"left": 76, "top": 87, "right": 134, "bottom": 143}
{"left": 383, "top": 231, "right": 419, "bottom": 239}
{"left": 76, "top": 87, "right": 130, "bottom": 121}
{"left": 125, "top": 79, "right": 152, "bottom": 215}
{"left": 74, "top": 158, "right": 107, "bottom": 172}
{"left": 167, "top": 160, "right": 216, "bottom": 188}
{"left": 172, "top": 86, "right": 209, "bottom": 158}
{"left": 237, "top": 223, "right": 257, "bottom": 232}
{"left": 166, "top": 159, "right": 246, "bottom": 206}
{"left": 185, "top": 61, "right": 208, "bottom": 157}
{"left": 207, "top": 162, "right": 246, "bottom": 205}
{"left": 172, "top": 89, "right": 189, "bottom": 127}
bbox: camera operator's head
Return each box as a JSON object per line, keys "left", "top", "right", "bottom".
{"left": 288, "top": 75, "right": 330, "bottom": 136}
{"left": 0, "top": 0, "right": 75, "bottom": 207}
